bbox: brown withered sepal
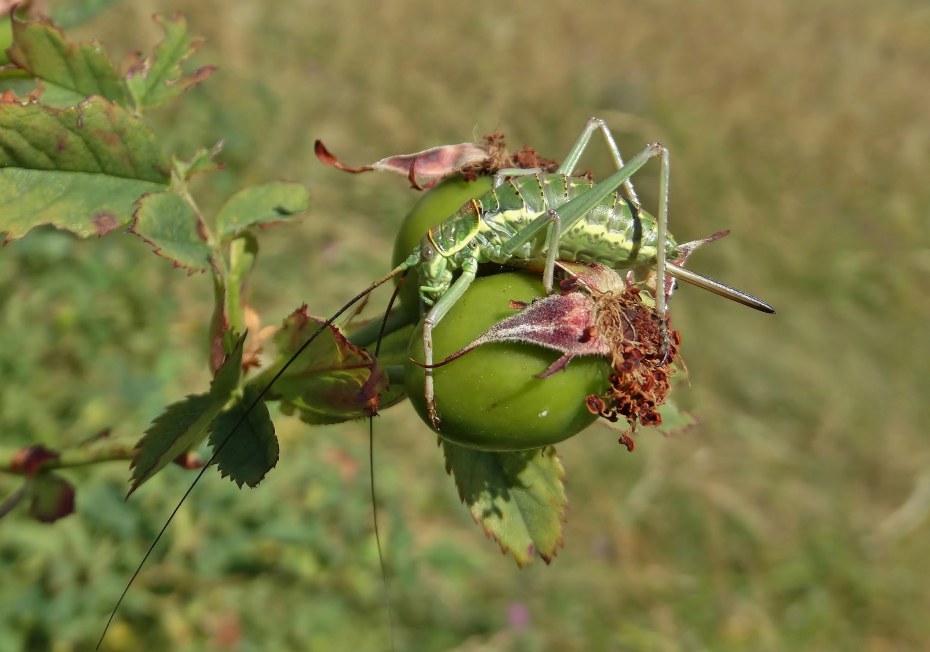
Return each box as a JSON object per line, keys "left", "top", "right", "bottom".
{"left": 583, "top": 282, "right": 680, "bottom": 438}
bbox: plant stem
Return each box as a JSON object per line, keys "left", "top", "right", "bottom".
{"left": 0, "top": 438, "right": 138, "bottom": 475}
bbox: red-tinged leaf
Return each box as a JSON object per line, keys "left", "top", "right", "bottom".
{"left": 28, "top": 472, "right": 76, "bottom": 523}
{"left": 130, "top": 190, "right": 213, "bottom": 273}
{"left": 10, "top": 445, "right": 59, "bottom": 475}
{"left": 442, "top": 441, "right": 567, "bottom": 566}
{"left": 7, "top": 11, "right": 129, "bottom": 105}
{"left": 255, "top": 306, "right": 388, "bottom": 424}
{"left": 215, "top": 181, "right": 309, "bottom": 240}
{"left": 0, "top": 96, "right": 169, "bottom": 242}
{"left": 208, "top": 235, "right": 257, "bottom": 373}
{"left": 314, "top": 139, "right": 490, "bottom": 189}
{"left": 208, "top": 385, "right": 278, "bottom": 488}
{"left": 125, "top": 14, "right": 215, "bottom": 111}
{"left": 129, "top": 335, "right": 245, "bottom": 492}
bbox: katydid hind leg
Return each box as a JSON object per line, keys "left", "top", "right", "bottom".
{"left": 558, "top": 117, "right": 640, "bottom": 205}
{"left": 501, "top": 143, "right": 665, "bottom": 260}
{"left": 655, "top": 145, "right": 670, "bottom": 353}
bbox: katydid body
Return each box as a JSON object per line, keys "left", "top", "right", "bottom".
{"left": 413, "top": 173, "right": 675, "bottom": 301}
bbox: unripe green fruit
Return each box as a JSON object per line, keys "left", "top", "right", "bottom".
{"left": 405, "top": 272, "right": 611, "bottom": 451}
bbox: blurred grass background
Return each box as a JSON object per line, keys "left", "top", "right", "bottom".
{"left": 2, "top": 0, "right": 929, "bottom": 649}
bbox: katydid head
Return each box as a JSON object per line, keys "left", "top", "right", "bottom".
{"left": 414, "top": 201, "right": 483, "bottom": 305}
{"left": 416, "top": 232, "right": 453, "bottom": 306}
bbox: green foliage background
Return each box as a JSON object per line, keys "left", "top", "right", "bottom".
{"left": 2, "top": 0, "right": 929, "bottom": 649}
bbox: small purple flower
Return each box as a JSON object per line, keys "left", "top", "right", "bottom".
{"left": 507, "top": 602, "right": 531, "bottom": 631}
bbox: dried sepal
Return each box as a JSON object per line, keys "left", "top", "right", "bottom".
{"left": 584, "top": 284, "right": 681, "bottom": 437}
{"left": 314, "top": 140, "right": 491, "bottom": 190}
{"left": 423, "top": 291, "right": 608, "bottom": 377}
{"left": 314, "top": 131, "right": 562, "bottom": 190}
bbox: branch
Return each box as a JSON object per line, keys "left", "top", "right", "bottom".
{"left": 0, "top": 438, "right": 138, "bottom": 476}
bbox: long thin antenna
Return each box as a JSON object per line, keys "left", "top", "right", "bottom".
{"left": 98, "top": 263, "right": 409, "bottom": 650}
{"left": 369, "top": 272, "right": 406, "bottom": 652}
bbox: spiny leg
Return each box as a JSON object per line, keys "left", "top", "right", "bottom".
{"left": 422, "top": 257, "right": 479, "bottom": 428}
{"left": 558, "top": 117, "right": 640, "bottom": 206}
{"left": 655, "top": 145, "right": 670, "bottom": 354}
{"left": 497, "top": 118, "right": 641, "bottom": 198}
{"left": 501, "top": 143, "right": 666, "bottom": 293}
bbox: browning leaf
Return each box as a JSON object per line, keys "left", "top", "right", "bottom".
{"left": 7, "top": 11, "right": 129, "bottom": 106}
{"left": 255, "top": 306, "right": 388, "bottom": 424}
{"left": 0, "top": 97, "right": 169, "bottom": 242}
{"left": 314, "top": 140, "right": 491, "bottom": 190}
{"left": 124, "top": 14, "right": 216, "bottom": 111}
{"left": 442, "top": 441, "right": 567, "bottom": 566}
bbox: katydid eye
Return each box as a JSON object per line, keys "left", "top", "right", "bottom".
{"left": 420, "top": 235, "right": 435, "bottom": 261}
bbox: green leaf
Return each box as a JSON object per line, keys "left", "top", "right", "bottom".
{"left": 27, "top": 472, "right": 76, "bottom": 523}
{"left": 0, "top": 97, "right": 169, "bottom": 242}
{"left": 208, "top": 385, "right": 278, "bottom": 488}
{"left": 255, "top": 306, "right": 387, "bottom": 424}
{"left": 129, "top": 392, "right": 223, "bottom": 494}
{"left": 215, "top": 182, "right": 309, "bottom": 240}
{"left": 7, "top": 12, "right": 129, "bottom": 105}
{"left": 442, "top": 442, "right": 567, "bottom": 566}
{"left": 129, "top": 335, "right": 245, "bottom": 493}
{"left": 656, "top": 397, "right": 699, "bottom": 436}
{"left": 130, "top": 191, "right": 213, "bottom": 273}
{"left": 125, "top": 14, "right": 215, "bottom": 112}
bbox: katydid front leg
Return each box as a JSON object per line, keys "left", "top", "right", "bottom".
{"left": 422, "top": 256, "right": 479, "bottom": 428}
